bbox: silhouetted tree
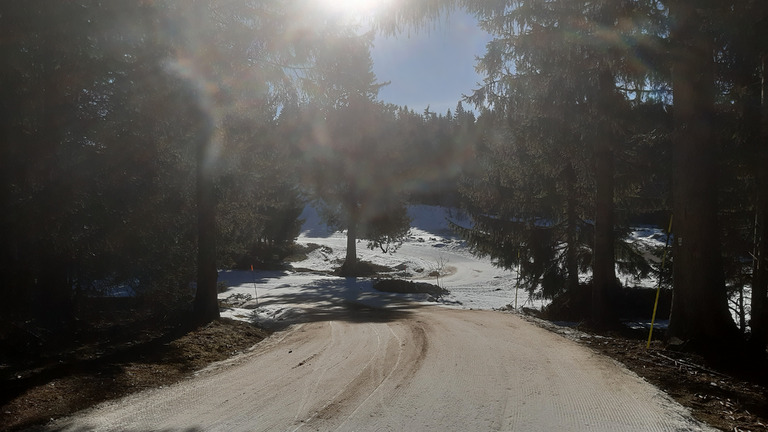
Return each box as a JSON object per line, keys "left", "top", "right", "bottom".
{"left": 666, "top": 0, "right": 741, "bottom": 351}
{"left": 0, "top": 1, "right": 201, "bottom": 322}
{"left": 457, "top": 1, "right": 659, "bottom": 325}
{"left": 168, "top": 0, "right": 356, "bottom": 322}
{"left": 299, "top": 32, "right": 410, "bottom": 274}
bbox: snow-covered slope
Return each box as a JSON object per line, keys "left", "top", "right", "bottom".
{"left": 219, "top": 205, "right": 532, "bottom": 326}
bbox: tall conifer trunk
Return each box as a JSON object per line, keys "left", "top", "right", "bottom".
{"left": 751, "top": 54, "right": 768, "bottom": 352}
{"left": 565, "top": 165, "right": 580, "bottom": 293}
{"left": 592, "top": 68, "right": 618, "bottom": 328}
{"left": 192, "top": 118, "right": 220, "bottom": 325}
{"left": 343, "top": 204, "right": 359, "bottom": 275}
{"left": 592, "top": 140, "right": 616, "bottom": 326}
{"left": 667, "top": 0, "right": 738, "bottom": 350}
{"left": 40, "top": 37, "right": 73, "bottom": 324}
{"left": 188, "top": 0, "right": 220, "bottom": 325}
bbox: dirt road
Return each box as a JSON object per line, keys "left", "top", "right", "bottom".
{"left": 38, "top": 306, "right": 713, "bottom": 432}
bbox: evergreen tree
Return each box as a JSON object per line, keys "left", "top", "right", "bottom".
{"left": 166, "top": 0, "right": 356, "bottom": 322}
{"left": 718, "top": 0, "right": 768, "bottom": 355}
{"left": 666, "top": 0, "right": 741, "bottom": 352}
{"left": 0, "top": 0, "right": 357, "bottom": 326}
{"left": 0, "top": 1, "right": 201, "bottom": 322}
{"left": 300, "top": 32, "right": 411, "bottom": 275}
{"left": 383, "top": 0, "right": 765, "bottom": 355}
{"left": 456, "top": 0, "right": 657, "bottom": 324}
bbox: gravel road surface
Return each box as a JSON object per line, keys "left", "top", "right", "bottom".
{"left": 38, "top": 305, "right": 714, "bottom": 432}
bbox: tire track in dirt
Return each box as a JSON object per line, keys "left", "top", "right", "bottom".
{"left": 36, "top": 307, "right": 716, "bottom": 432}
{"left": 290, "top": 321, "right": 339, "bottom": 424}
{"left": 297, "top": 317, "right": 431, "bottom": 431}
{"left": 333, "top": 322, "right": 405, "bottom": 429}
{"left": 292, "top": 322, "right": 388, "bottom": 429}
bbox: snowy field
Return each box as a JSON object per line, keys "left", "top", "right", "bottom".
{"left": 218, "top": 205, "right": 539, "bottom": 327}
{"left": 217, "top": 204, "right": 718, "bottom": 331}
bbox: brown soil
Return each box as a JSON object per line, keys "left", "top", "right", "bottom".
{"left": 532, "top": 285, "right": 768, "bottom": 431}
{"left": 1, "top": 318, "right": 269, "bottom": 431}
{"left": 2, "top": 311, "right": 766, "bottom": 431}
{"left": 587, "top": 334, "right": 768, "bottom": 432}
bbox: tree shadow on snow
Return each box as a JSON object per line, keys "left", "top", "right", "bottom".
{"left": 244, "top": 276, "right": 427, "bottom": 330}
{"left": 218, "top": 269, "right": 295, "bottom": 286}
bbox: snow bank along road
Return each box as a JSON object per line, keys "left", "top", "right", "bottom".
{"left": 40, "top": 305, "right": 713, "bottom": 431}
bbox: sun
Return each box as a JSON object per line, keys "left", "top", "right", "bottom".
{"left": 316, "top": 0, "right": 391, "bottom": 23}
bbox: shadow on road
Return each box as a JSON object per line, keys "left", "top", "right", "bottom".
{"left": 224, "top": 275, "right": 430, "bottom": 331}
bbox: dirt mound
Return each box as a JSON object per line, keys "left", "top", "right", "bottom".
{"left": 373, "top": 279, "right": 448, "bottom": 297}
{"left": 334, "top": 260, "right": 392, "bottom": 277}
{"left": 542, "top": 285, "right": 672, "bottom": 323}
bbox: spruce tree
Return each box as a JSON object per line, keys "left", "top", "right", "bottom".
{"left": 457, "top": 0, "right": 655, "bottom": 324}
{"left": 666, "top": 0, "right": 741, "bottom": 352}
{"left": 297, "top": 30, "right": 411, "bottom": 275}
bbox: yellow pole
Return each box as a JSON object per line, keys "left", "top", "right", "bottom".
{"left": 647, "top": 215, "right": 673, "bottom": 348}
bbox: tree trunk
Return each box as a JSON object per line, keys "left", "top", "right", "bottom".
{"left": 39, "top": 38, "right": 74, "bottom": 325}
{"left": 343, "top": 210, "right": 359, "bottom": 274}
{"left": 564, "top": 164, "right": 580, "bottom": 293}
{"left": 591, "top": 69, "right": 618, "bottom": 328}
{"left": 38, "top": 258, "right": 73, "bottom": 325}
{"left": 592, "top": 138, "right": 616, "bottom": 326}
{"left": 667, "top": 0, "right": 739, "bottom": 351}
{"left": 188, "top": 0, "right": 220, "bottom": 326}
{"left": 192, "top": 119, "right": 219, "bottom": 325}
{"left": 751, "top": 53, "right": 768, "bottom": 353}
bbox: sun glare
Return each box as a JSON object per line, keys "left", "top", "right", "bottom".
{"left": 316, "top": 0, "right": 391, "bottom": 23}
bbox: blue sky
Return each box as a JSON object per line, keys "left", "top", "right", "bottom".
{"left": 370, "top": 11, "right": 492, "bottom": 115}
